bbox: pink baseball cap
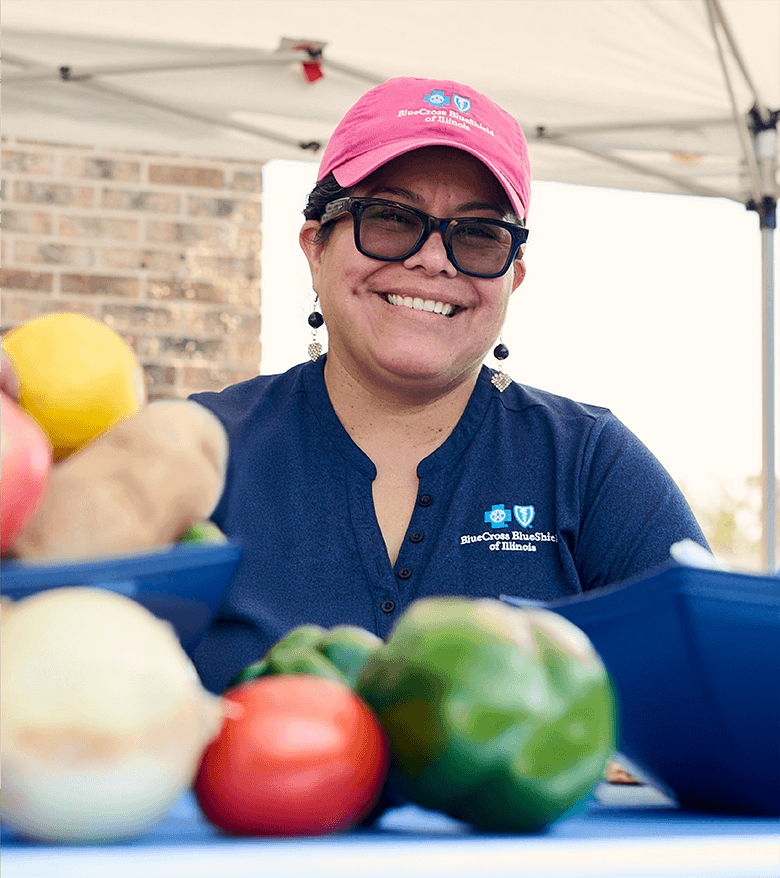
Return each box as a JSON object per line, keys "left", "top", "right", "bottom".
{"left": 318, "top": 77, "right": 531, "bottom": 219}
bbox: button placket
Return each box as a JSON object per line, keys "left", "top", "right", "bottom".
{"left": 397, "top": 493, "right": 432, "bottom": 582}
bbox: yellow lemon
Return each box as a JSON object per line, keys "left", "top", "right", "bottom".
{"left": 2, "top": 312, "right": 147, "bottom": 461}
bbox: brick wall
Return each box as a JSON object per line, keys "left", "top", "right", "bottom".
{"left": 1, "top": 138, "right": 266, "bottom": 399}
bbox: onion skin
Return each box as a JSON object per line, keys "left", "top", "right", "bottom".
{"left": 1, "top": 587, "right": 226, "bottom": 842}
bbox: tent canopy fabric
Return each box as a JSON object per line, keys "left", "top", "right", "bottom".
{"left": 3, "top": 0, "right": 778, "bottom": 209}
{"left": 3, "top": 0, "right": 779, "bottom": 565}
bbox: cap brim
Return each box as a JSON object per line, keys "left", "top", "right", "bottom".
{"left": 327, "top": 138, "right": 527, "bottom": 219}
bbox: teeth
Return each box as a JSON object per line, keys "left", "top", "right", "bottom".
{"left": 387, "top": 294, "right": 454, "bottom": 316}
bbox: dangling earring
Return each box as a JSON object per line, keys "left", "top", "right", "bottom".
{"left": 490, "top": 339, "right": 511, "bottom": 391}
{"left": 307, "top": 296, "right": 324, "bottom": 362}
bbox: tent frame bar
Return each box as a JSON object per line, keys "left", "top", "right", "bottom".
{"left": 705, "top": 1, "right": 763, "bottom": 205}
{"left": 535, "top": 115, "right": 733, "bottom": 138}
{"left": 3, "top": 46, "right": 385, "bottom": 89}
{"left": 532, "top": 132, "right": 734, "bottom": 201}
{"left": 2, "top": 50, "right": 324, "bottom": 152}
{"left": 2, "top": 44, "right": 384, "bottom": 154}
{"left": 708, "top": 0, "right": 767, "bottom": 111}
{"left": 71, "top": 76, "right": 322, "bottom": 152}
{"left": 2, "top": 49, "right": 316, "bottom": 83}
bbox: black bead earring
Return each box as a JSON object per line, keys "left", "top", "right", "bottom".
{"left": 307, "top": 297, "right": 324, "bottom": 362}
{"left": 491, "top": 340, "right": 511, "bottom": 391}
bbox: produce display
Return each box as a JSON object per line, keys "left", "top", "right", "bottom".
{"left": 1, "top": 311, "right": 616, "bottom": 843}
{"left": 1, "top": 312, "right": 229, "bottom": 561}
{"left": 10, "top": 398, "right": 229, "bottom": 561}
{"left": 0, "top": 312, "right": 235, "bottom": 842}
{"left": 0, "top": 587, "right": 226, "bottom": 843}
{"left": 2, "top": 311, "right": 146, "bottom": 461}
{"left": 0, "top": 390, "right": 52, "bottom": 553}
{"left": 194, "top": 676, "right": 389, "bottom": 836}
{"left": 229, "top": 623, "right": 383, "bottom": 688}
{"left": 356, "top": 598, "right": 616, "bottom": 832}
{"left": 229, "top": 598, "right": 616, "bottom": 833}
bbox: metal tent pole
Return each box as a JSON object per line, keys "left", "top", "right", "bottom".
{"left": 749, "top": 107, "right": 779, "bottom": 572}
{"left": 707, "top": 0, "right": 779, "bottom": 570}
{"left": 759, "top": 207, "right": 778, "bottom": 572}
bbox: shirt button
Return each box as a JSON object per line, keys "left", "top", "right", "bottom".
{"left": 397, "top": 567, "right": 412, "bottom": 580}
{"left": 418, "top": 494, "right": 433, "bottom": 507}
{"left": 410, "top": 531, "right": 424, "bottom": 543}
{"left": 381, "top": 600, "right": 396, "bottom": 613}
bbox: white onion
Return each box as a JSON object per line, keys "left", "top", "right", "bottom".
{"left": 1, "top": 587, "right": 226, "bottom": 842}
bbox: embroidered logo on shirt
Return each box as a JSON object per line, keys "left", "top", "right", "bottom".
{"left": 461, "top": 503, "right": 556, "bottom": 553}
{"left": 484, "top": 504, "right": 512, "bottom": 529}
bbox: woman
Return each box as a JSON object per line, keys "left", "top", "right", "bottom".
{"left": 191, "top": 77, "right": 707, "bottom": 694}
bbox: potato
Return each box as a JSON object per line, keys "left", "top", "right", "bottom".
{"left": 10, "top": 400, "right": 228, "bottom": 561}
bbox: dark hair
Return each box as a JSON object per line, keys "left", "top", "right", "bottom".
{"left": 303, "top": 172, "right": 352, "bottom": 246}
{"left": 303, "top": 166, "right": 525, "bottom": 252}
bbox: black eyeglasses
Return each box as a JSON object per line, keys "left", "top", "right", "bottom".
{"left": 320, "top": 197, "right": 528, "bottom": 279}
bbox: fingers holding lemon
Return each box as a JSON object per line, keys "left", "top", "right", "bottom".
{"left": 2, "top": 312, "right": 147, "bottom": 460}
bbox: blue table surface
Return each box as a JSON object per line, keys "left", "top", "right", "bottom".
{"left": 3, "top": 784, "right": 779, "bottom": 878}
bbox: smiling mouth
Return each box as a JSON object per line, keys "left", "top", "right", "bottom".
{"left": 385, "top": 293, "right": 456, "bottom": 316}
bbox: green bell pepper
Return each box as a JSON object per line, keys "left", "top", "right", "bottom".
{"left": 177, "top": 521, "right": 228, "bottom": 544}
{"left": 228, "top": 624, "right": 383, "bottom": 690}
{"left": 355, "top": 597, "right": 616, "bottom": 832}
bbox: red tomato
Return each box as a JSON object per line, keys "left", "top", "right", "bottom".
{"left": 193, "top": 675, "right": 389, "bottom": 836}
{"left": 1, "top": 390, "right": 52, "bottom": 552}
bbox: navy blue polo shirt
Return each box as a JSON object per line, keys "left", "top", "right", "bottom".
{"left": 190, "top": 358, "right": 707, "bottom": 693}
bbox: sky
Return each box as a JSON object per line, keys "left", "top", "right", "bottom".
{"left": 260, "top": 158, "right": 775, "bottom": 517}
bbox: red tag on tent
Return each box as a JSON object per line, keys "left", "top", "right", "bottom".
{"left": 302, "top": 60, "right": 324, "bottom": 83}
{"left": 291, "top": 43, "right": 324, "bottom": 83}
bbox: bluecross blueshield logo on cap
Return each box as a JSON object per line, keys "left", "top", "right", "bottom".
{"left": 452, "top": 94, "right": 471, "bottom": 113}
{"left": 424, "top": 90, "right": 450, "bottom": 108}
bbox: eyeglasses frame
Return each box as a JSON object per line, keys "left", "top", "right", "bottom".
{"left": 319, "top": 196, "right": 529, "bottom": 279}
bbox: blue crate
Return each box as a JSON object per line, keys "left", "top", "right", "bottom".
{"left": 503, "top": 561, "right": 780, "bottom": 816}
{"left": 2, "top": 541, "right": 241, "bottom": 658}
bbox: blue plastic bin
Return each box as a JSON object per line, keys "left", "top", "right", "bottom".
{"left": 503, "top": 561, "right": 780, "bottom": 816}
{"left": 2, "top": 541, "right": 241, "bottom": 658}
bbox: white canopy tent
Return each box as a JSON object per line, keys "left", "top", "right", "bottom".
{"left": 3, "top": 0, "right": 778, "bottom": 565}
